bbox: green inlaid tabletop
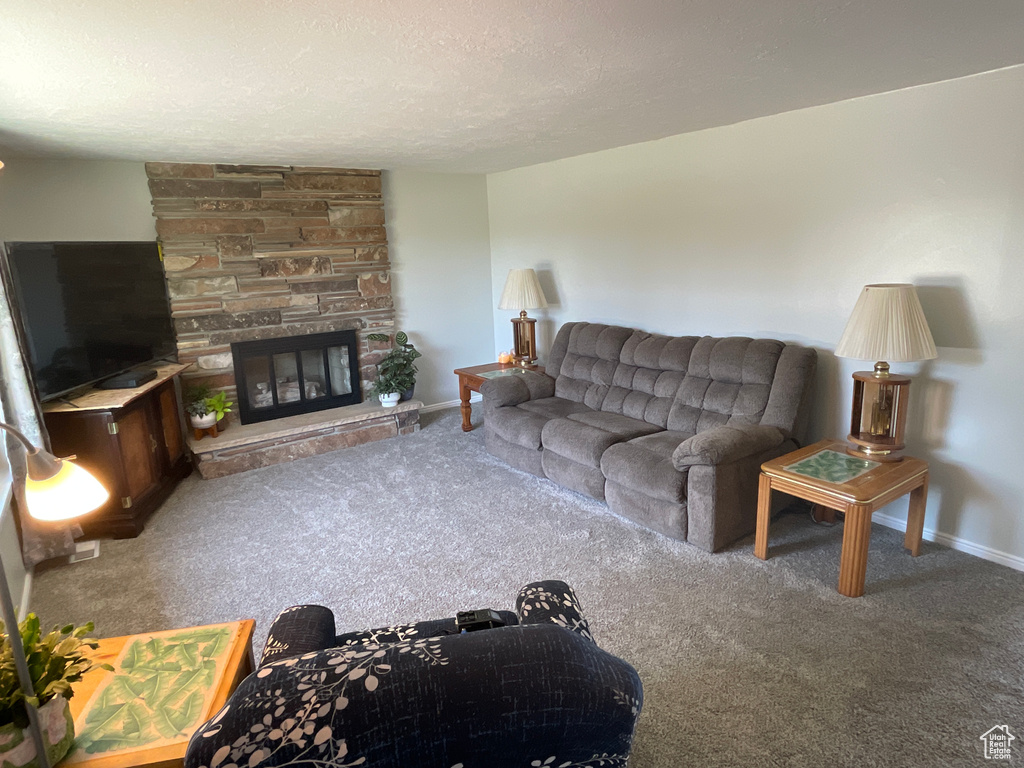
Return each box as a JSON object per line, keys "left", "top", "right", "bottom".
{"left": 783, "top": 449, "right": 880, "bottom": 485}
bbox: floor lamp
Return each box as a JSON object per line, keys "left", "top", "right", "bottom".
{"left": 0, "top": 421, "right": 107, "bottom": 768}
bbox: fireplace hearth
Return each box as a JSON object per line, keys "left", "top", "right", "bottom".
{"left": 231, "top": 330, "right": 362, "bottom": 424}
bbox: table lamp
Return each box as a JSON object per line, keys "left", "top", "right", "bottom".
{"left": 497, "top": 269, "right": 548, "bottom": 368}
{"left": 0, "top": 421, "right": 107, "bottom": 768}
{"left": 834, "top": 284, "right": 937, "bottom": 462}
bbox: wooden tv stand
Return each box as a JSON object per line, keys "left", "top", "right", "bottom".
{"left": 42, "top": 362, "right": 192, "bottom": 539}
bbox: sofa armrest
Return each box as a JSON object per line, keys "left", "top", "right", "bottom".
{"left": 480, "top": 371, "right": 555, "bottom": 408}
{"left": 516, "top": 580, "right": 594, "bottom": 643}
{"left": 259, "top": 604, "right": 336, "bottom": 667}
{"left": 672, "top": 424, "right": 786, "bottom": 469}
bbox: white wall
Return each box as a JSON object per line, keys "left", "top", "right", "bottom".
{"left": 384, "top": 171, "right": 494, "bottom": 407}
{"left": 0, "top": 159, "right": 156, "bottom": 240}
{"left": 487, "top": 65, "right": 1024, "bottom": 568}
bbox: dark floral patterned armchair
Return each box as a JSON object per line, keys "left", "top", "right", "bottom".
{"left": 185, "top": 581, "right": 642, "bottom": 768}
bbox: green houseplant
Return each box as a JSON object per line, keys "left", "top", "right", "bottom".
{"left": 205, "top": 391, "right": 233, "bottom": 425}
{"left": 183, "top": 384, "right": 215, "bottom": 429}
{"left": 367, "top": 331, "right": 422, "bottom": 406}
{"left": 184, "top": 386, "right": 233, "bottom": 431}
{"left": 0, "top": 614, "right": 110, "bottom": 767}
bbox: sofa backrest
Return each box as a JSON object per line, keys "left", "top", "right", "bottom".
{"left": 600, "top": 331, "right": 698, "bottom": 429}
{"left": 548, "top": 323, "right": 816, "bottom": 438}
{"left": 666, "top": 337, "right": 785, "bottom": 433}
{"left": 548, "top": 322, "right": 635, "bottom": 409}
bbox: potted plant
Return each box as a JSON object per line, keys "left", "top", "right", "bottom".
{"left": 367, "top": 331, "right": 422, "bottom": 403}
{"left": 0, "top": 615, "right": 111, "bottom": 768}
{"left": 184, "top": 385, "right": 216, "bottom": 430}
{"left": 184, "top": 385, "right": 216, "bottom": 429}
{"left": 205, "top": 391, "right": 233, "bottom": 431}
{"left": 184, "top": 386, "right": 234, "bottom": 431}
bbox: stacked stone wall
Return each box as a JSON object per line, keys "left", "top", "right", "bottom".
{"left": 146, "top": 163, "right": 394, "bottom": 410}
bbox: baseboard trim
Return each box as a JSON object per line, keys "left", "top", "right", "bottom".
{"left": 421, "top": 395, "right": 480, "bottom": 414}
{"left": 874, "top": 512, "right": 1024, "bottom": 572}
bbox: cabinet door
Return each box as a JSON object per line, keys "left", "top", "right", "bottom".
{"left": 115, "top": 402, "right": 161, "bottom": 507}
{"left": 157, "top": 381, "right": 185, "bottom": 466}
{"left": 45, "top": 410, "right": 124, "bottom": 510}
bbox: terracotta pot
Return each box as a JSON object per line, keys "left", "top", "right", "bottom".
{"left": 0, "top": 697, "right": 75, "bottom": 768}
{"left": 379, "top": 393, "right": 400, "bottom": 408}
{"left": 190, "top": 412, "right": 217, "bottom": 429}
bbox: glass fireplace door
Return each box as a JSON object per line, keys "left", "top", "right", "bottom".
{"left": 231, "top": 330, "right": 362, "bottom": 424}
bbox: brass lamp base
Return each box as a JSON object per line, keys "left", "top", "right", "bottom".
{"left": 846, "top": 361, "right": 911, "bottom": 463}
{"left": 510, "top": 311, "right": 539, "bottom": 368}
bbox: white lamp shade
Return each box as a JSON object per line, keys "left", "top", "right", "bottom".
{"left": 24, "top": 460, "right": 109, "bottom": 522}
{"left": 498, "top": 269, "right": 548, "bottom": 311}
{"left": 835, "top": 283, "right": 937, "bottom": 362}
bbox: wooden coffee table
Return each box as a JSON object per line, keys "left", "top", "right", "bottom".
{"left": 64, "top": 620, "right": 255, "bottom": 768}
{"left": 453, "top": 363, "right": 544, "bottom": 432}
{"left": 754, "top": 440, "right": 928, "bottom": 597}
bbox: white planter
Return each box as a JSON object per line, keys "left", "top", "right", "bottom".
{"left": 379, "top": 393, "right": 400, "bottom": 408}
{"left": 0, "top": 697, "right": 75, "bottom": 768}
{"left": 190, "top": 411, "right": 217, "bottom": 429}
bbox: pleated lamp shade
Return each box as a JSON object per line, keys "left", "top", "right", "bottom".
{"left": 835, "top": 284, "right": 937, "bottom": 362}
{"left": 498, "top": 269, "right": 548, "bottom": 310}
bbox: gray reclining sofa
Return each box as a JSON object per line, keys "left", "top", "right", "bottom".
{"left": 481, "top": 322, "right": 817, "bottom": 551}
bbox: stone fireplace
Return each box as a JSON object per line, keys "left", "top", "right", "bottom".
{"left": 146, "top": 162, "right": 419, "bottom": 476}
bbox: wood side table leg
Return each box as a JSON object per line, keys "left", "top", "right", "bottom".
{"left": 838, "top": 504, "right": 873, "bottom": 597}
{"left": 904, "top": 472, "right": 928, "bottom": 556}
{"left": 459, "top": 378, "right": 474, "bottom": 432}
{"left": 811, "top": 504, "right": 837, "bottom": 523}
{"left": 754, "top": 473, "right": 772, "bottom": 560}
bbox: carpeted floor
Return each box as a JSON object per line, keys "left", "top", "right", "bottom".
{"left": 31, "top": 408, "right": 1024, "bottom": 766}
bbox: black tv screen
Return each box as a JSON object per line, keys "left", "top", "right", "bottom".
{"left": 5, "top": 241, "right": 177, "bottom": 401}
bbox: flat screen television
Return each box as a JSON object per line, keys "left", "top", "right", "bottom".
{"left": 4, "top": 241, "right": 177, "bottom": 401}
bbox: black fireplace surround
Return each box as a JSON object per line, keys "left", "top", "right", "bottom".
{"left": 231, "top": 330, "right": 362, "bottom": 424}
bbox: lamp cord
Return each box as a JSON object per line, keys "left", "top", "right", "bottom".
{"left": 0, "top": 421, "right": 40, "bottom": 456}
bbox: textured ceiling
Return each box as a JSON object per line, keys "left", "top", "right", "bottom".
{"left": 2, "top": 0, "right": 1024, "bottom": 173}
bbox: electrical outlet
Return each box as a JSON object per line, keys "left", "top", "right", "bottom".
{"left": 69, "top": 540, "right": 100, "bottom": 563}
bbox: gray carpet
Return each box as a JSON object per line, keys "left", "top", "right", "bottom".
{"left": 31, "top": 408, "right": 1024, "bottom": 767}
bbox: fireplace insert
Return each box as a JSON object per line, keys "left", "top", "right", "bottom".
{"left": 231, "top": 330, "right": 362, "bottom": 424}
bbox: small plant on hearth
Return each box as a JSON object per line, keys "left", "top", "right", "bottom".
{"left": 367, "top": 331, "right": 422, "bottom": 402}
{"left": 205, "top": 391, "right": 233, "bottom": 423}
{"left": 183, "top": 384, "right": 213, "bottom": 419}
{"left": 0, "top": 614, "right": 110, "bottom": 736}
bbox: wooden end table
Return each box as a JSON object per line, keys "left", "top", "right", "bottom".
{"left": 65, "top": 620, "right": 255, "bottom": 768}
{"left": 453, "top": 363, "right": 545, "bottom": 432}
{"left": 754, "top": 439, "right": 928, "bottom": 597}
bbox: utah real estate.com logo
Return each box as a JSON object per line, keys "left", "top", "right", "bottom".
{"left": 980, "top": 725, "right": 1015, "bottom": 761}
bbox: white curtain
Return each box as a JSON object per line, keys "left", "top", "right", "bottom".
{"left": 0, "top": 260, "right": 77, "bottom": 566}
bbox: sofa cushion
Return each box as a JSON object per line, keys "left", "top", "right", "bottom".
{"left": 518, "top": 396, "right": 593, "bottom": 421}
{"left": 543, "top": 412, "right": 662, "bottom": 468}
{"left": 601, "top": 430, "right": 695, "bottom": 504}
{"left": 542, "top": 450, "right": 609, "bottom": 500}
{"left": 597, "top": 333, "right": 698, "bottom": 428}
{"left": 550, "top": 323, "right": 635, "bottom": 408}
{"left": 667, "top": 337, "right": 785, "bottom": 434}
{"left": 486, "top": 406, "right": 550, "bottom": 451}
